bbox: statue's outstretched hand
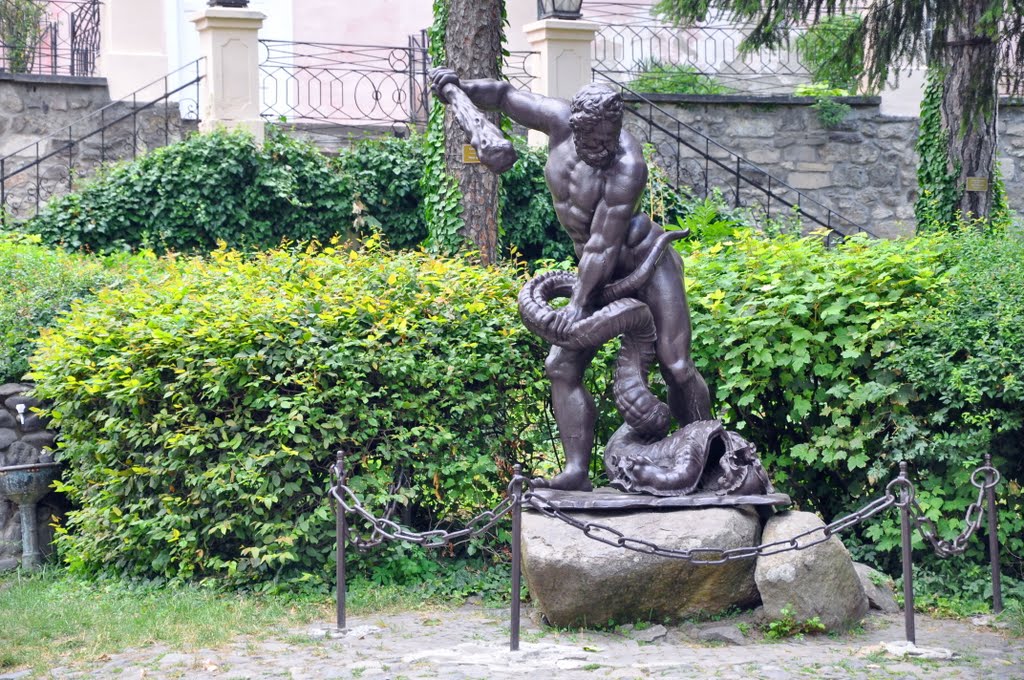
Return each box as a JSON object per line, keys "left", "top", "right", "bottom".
{"left": 428, "top": 67, "right": 460, "bottom": 104}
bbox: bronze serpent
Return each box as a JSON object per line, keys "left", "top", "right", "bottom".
{"left": 518, "top": 229, "right": 773, "bottom": 497}
{"left": 518, "top": 230, "right": 687, "bottom": 439}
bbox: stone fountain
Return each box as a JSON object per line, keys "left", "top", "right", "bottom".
{"left": 1, "top": 382, "right": 62, "bottom": 570}
{"left": 0, "top": 460, "right": 60, "bottom": 569}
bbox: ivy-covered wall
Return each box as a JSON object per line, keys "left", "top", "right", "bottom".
{"left": 635, "top": 95, "right": 1024, "bottom": 237}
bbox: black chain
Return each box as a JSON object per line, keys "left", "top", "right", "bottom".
{"left": 524, "top": 489, "right": 899, "bottom": 564}
{"left": 328, "top": 460, "right": 1002, "bottom": 562}
{"left": 905, "top": 465, "right": 1001, "bottom": 558}
{"left": 330, "top": 472, "right": 523, "bottom": 550}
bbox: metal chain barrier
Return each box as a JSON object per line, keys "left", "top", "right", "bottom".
{"left": 524, "top": 489, "right": 899, "bottom": 565}
{"left": 330, "top": 483, "right": 518, "bottom": 550}
{"left": 326, "top": 452, "right": 1005, "bottom": 649}
{"left": 906, "top": 464, "right": 1001, "bottom": 557}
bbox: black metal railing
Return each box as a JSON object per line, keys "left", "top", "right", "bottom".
{"left": 598, "top": 71, "right": 876, "bottom": 239}
{"left": 1, "top": 59, "right": 204, "bottom": 221}
{"left": 259, "top": 36, "right": 537, "bottom": 131}
{"left": 259, "top": 38, "right": 432, "bottom": 128}
{"left": 587, "top": 2, "right": 876, "bottom": 95}
{"left": 0, "top": 0, "right": 100, "bottom": 78}
{"left": 593, "top": 22, "right": 811, "bottom": 95}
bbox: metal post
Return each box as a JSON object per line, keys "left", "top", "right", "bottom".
{"left": 132, "top": 93, "right": 139, "bottom": 160}
{"left": 899, "top": 461, "right": 916, "bottom": 644}
{"left": 164, "top": 75, "right": 171, "bottom": 146}
{"left": 703, "top": 138, "right": 709, "bottom": 196}
{"left": 985, "top": 454, "right": 1003, "bottom": 614}
{"left": 34, "top": 142, "right": 40, "bottom": 216}
{"left": 734, "top": 156, "right": 741, "bottom": 207}
{"left": 335, "top": 451, "right": 347, "bottom": 631}
{"left": 67, "top": 127, "right": 74, "bottom": 191}
{"left": 510, "top": 465, "right": 524, "bottom": 652}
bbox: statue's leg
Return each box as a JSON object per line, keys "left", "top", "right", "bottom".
{"left": 537, "top": 344, "right": 597, "bottom": 491}
{"left": 643, "top": 251, "right": 712, "bottom": 427}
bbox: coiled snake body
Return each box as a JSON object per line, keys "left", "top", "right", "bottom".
{"left": 518, "top": 229, "right": 773, "bottom": 497}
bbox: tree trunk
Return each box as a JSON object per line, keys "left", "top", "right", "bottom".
{"left": 444, "top": 0, "right": 502, "bottom": 264}
{"left": 940, "top": 0, "right": 999, "bottom": 221}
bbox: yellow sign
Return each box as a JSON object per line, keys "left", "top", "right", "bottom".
{"left": 965, "top": 176, "right": 989, "bottom": 192}
{"left": 462, "top": 144, "right": 480, "bottom": 164}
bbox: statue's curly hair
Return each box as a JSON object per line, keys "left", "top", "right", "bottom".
{"left": 569, "top": 84, "right": 624, "bottom": 133}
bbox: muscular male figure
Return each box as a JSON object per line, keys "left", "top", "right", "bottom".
{"left": 431, "top": 69, "right": 712, "bottom": 491}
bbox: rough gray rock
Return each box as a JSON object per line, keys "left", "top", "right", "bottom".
{"left": 754, "top": 511, "right": 869, "bottom": 631}
{"left": 521, "top": 506, "right": 762, "bottom": 628}
{"left": 854, "top": 562, "right": 900, "bottom": 613}
{"left": 697, "top": 624, "right": 748, "bottom": 645}
{"left": 0, "top": 383, "right": 28, "bottom": 398}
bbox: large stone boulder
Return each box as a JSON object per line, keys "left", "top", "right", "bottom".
{"left": 521, "top": 506, "right": 762, "bottom": 628}
{"left": 754, "top": 511, "right": 869, "bottom": 631}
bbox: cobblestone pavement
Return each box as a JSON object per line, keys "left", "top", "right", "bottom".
{"left": 14, "top": 605, "right": 1024, "bottom": 680}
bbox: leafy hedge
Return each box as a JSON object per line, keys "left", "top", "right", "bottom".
{"left": 0, "top": 232, "right": 151, "bottom": 383}
{"left": 683, "top": 228, "right": 1023, "bottom": 575}
{"left": 29, "top": 239, "right": 554, "bottom": 588}
{"left": 21, "top": 128, "right": 572, "bottom": 265}
{"left": 27, "top": 128, "right": 350, "bottom": 254}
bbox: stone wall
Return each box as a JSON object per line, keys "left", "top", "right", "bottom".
{"left": 0, "top": 383, "right": 60, "bottom": 570}
{"left": 1, "top": 74, "right": 199, "bottom": 220}
{"left": 627, "top": 94, "right": 1024, "bottom": 238}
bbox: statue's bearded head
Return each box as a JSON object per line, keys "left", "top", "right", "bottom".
{"left": 569, "top": 84, "right": 623, "bottom": 169}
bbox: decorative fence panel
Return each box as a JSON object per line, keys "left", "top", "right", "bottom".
{"left": 586, "top": 1, "right": 876, "bottom": 95}
{"left": 258, "top": 36, "right": 536, "bottom": 133}
{"left": 0, "top": 0, "right": 101, "bottom": 78}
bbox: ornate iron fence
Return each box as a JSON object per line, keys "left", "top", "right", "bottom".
{"left": 586, "top": 2, "right": 877, "bottom": 95}
{"left": 0, "top": 59, "right": 203, "bottom": 221}
{"left": 329, "top": 453, "right": 1006, "bottom": 650}
{"left": 259, "top": 38, "right": 431, "bottom": 129}
{"left": 259, "top": 36, "right": 537, "bottom": 131}
{"left": 0, "top": 0, "right": 101, "bottom": 78}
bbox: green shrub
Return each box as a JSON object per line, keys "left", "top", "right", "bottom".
{"left": 0, "top": 0, "right": 44, "bottom": 74}
{"left": 332, "top": 134, "right": 428, "bottom": 250}
{"left": 339, "top": 134, "right": 571, "bottom": 266}
{"left": 29, "top": 238, "right": 554, "bottom": 589}
{"left": 683, "top": 228, "right": 1023, "bottom": 581}
{"left": 0, "top": 232, "right": 149, "bottom": 383}
{"left": 627, "top": 61, "right": 732, "bottom": 95}
{"left": 499, "top": 137, "right": 572, "bottom": 263}
{"left": 26, "top": 128, "right": 351, "bottom": 254}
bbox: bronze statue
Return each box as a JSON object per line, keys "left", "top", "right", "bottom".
{"left": 430, "top": 68, "right": 772, "bottom": 498}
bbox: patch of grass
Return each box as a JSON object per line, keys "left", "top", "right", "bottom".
{"left": 0, "top": 567, "right": 505, "bottom": 676}
{"left": 1, "top": 569, "right": 471, "bottom": 675}
{"left": 0, "top": 568, "right": 328, "bottom": 675}
{"left": 999, "top": 599, "right": 1024, "bottom": 637}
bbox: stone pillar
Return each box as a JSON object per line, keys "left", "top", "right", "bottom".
{"left": 523, "top": 18, "right": 599, "bottom": 147}
{"left": 99, "top": 0, "right": 170, "bottom": 99}
{"left": 190, "top": 6, "right": 266, "bottom": 143}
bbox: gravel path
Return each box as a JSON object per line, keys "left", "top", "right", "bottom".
{"left": 14, "top": 605, "right": 1024, "bottom": 680}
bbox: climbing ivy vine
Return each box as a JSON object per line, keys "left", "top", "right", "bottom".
{"left": 914, "top": 69, "right": 960, "bottom": 232}
{"left": 421, "top": 0, "right": 465, "bottom": 254}
{"left": 915, "top": 68, "right": 1011, "bottom": 232}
